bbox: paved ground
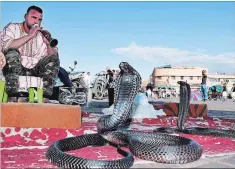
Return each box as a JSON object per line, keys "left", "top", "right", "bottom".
{"left": 156, "top": 97, "right": 235, "bottom": 112}
{"left": 88, "top": 98, "right": 235, "bottom": 119}
{"left": 135, "top": 98, "right": 235, "bottom": 168}
{"left": 90, "top": 98, "right": 235, "bottom": 168}
{"left": 132, "top": 154, "right": 235, "bottom": 168}
{"left": 158, "top": 98, "right": 235, "bottom": 119}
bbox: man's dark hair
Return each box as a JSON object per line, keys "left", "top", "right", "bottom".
{"left": 27, "top": 5, "right": 43, "bottom": 14}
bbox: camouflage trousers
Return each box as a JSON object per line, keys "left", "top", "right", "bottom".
{"left": 2, "top": 48, "right": 60, "bottom": 97}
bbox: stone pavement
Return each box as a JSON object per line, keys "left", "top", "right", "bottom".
{"left": 161, "top": 98, "right": 235, "bottom": 110}
{"left": 89, "top": 98, "right": 235, "bottom": 118}
{"left": 132, "top": 154, "right": 235, "bottom": 168}
{"left": 135, "top": 99, "right": 235, "bottom": 168}
{"left": 91, "top": 98, "right": 235, "bottom": 168}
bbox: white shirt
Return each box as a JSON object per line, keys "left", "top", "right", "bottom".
{"left": 84, "top": 74, "right": 91, "bottom": 87}
{"left": 146, "top": 89, "right": 152, "bottom": 98}
{"left": 1, "top": 22, "right": 58, "bottom": 69}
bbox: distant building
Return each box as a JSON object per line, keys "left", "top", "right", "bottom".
{"left": 208, "top": 73, "right": 235, "bottom": 91}
{"left": 151, "top": 65, "right": 235, "bottom": 93}
{"left": 141, "top": 80, "right": 150, "bottom": 89}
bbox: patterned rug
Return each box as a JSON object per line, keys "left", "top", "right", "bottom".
{"left": 1, "top": 112, "right": 235, "bottom": 168}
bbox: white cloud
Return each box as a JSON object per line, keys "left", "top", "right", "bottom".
{"left": 111, "top": 42, "right": 235, "bottom": 67}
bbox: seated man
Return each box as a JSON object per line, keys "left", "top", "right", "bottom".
{"left": 0, "top": 50, "right": 6, "bottom": 69}
{"left": 0, "top": 50, "right": 6, "bottom": 82}
{"left": 58, "top": 67, "right": 73, "bottom": 87}
{"left": 0, "top": 5, "right": 60, "bottom": 102}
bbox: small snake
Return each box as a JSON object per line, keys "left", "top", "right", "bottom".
{"left": 155, "top": 81, "right": 235, "bottom": 139}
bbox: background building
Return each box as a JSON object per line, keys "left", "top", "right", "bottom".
{"left": 151, "top": 65, "right": 235, "bottom": 93}
{"left": 208, "top": 73, "right": 235, "bottom": 91}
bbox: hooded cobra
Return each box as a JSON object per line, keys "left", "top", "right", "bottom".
{"left": 46, "top": 62, "right": 214, "bottom": 168}
{"left": 155, "top": 81, "right": 235, "bottom": 139}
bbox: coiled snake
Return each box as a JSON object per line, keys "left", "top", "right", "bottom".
{"left": 46, "top": 62, "right": 234, "bottom": 168}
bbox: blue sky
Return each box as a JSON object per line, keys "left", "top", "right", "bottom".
{"left": 1, "top": 1, "right": 235, "bottom": 79}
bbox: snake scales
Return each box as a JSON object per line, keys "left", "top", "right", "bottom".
{"left": 155, "top": 81, "right": 235, "bottom": 138}
{"left": 46, "top": 62, "right": 234, "bottom": 169}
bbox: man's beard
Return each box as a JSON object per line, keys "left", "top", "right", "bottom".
{"left": 25, "top": 21, "right": 33, "bottom": 30}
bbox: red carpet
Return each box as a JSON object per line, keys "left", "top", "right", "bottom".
{"left": 1, "top": 112, "right": 235, "bottom": 168}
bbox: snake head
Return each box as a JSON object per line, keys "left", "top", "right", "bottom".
{"left": 119, "top": 62, "right": 133, "bottom": 74}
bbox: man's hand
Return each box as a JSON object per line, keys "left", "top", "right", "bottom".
{"left": 40, "top": 30, "right": 51, "bottom": 45}
{"left": 28, "top": 26, "right": 42, "bottom": 39}
{"left": 41, "top": 30, "right": 58, "bottom": 56}
{"left": 7, "top": 25, "right": 43, "bottom": 49}
{"left": 0, "top": 52, "right": 6, "bottom": 69}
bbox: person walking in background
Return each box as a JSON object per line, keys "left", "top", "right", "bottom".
{"left": 84, "top": 72, "right": 91, "bottom": 88}
{"left": 231, "top": 83, "right": 235, "bottom": 102}
{"left": 106, "top": 66, "right": 114, "bottom": 106}
{"left": 146, "top": 88, "right": 152, "bottom": 100}
{"left": 145, "top": 83, "right": 153, "bottom": 100}
{"left": 106, "top": 66, "right": 114, "bottom": 86}
{"left": 201, "top": 70, "right": 208, "bottom": 102}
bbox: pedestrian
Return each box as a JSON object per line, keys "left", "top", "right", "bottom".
{"left": 106, "top": 66, "right": 114, "bottom": 106}
{"left": 201, "top": 70, "right": 208, "bottom": 101}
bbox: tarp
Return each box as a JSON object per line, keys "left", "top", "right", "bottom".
{"left": 156, "top": 64, "right": 172, "bottom": 68}
{"left": 155, "top": 85, "right": 174, "bottom": 90}
{"left": 209, "top": 85, "right": 223, "bottom": 93}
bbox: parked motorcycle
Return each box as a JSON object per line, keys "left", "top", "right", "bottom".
{"left": 55, "top": 61, "right": 86, "bottom": 88}
{"left": 91, "top": 69, "right": 119, "bottom": 100}
{"left": 49, "top": 61, "right": 88, "bottom": 104}
{"left": 91, "top": 71, "right": 109, "bottom": 100}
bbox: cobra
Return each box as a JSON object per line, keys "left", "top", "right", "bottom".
{"left": 45, "top": 62, "right": 233, "bottom": 168}
{"left": 155, "top": 81, "right": 235, "bottom": 138}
